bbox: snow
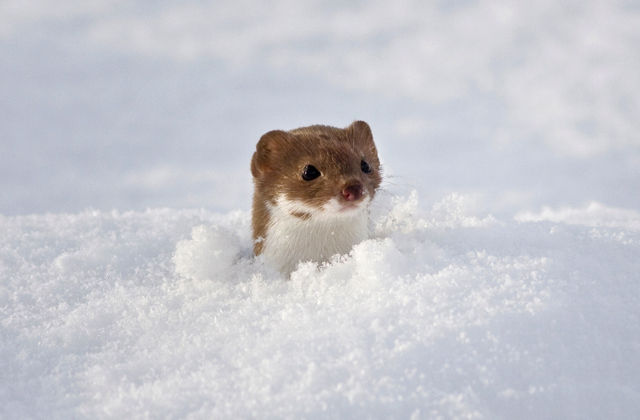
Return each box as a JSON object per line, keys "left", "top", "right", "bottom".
{"left": 2, "top": 193, "right": 640, "bottom": 419}
{"left": 516, "top": 202, "right": 640, "bottom": 230}
{"left": 174, "top": 224, "right": 241, "bottom": 281}
{"left": 2, "top": 0, "right": 640, "bottom": 418}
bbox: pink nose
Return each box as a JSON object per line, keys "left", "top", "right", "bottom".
{"left": 342, "top": 184, "right": 363, "bottom": 201}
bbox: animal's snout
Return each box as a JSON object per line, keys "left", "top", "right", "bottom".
{"left": 342, "top": 183, "right": 363, "bottom": 201}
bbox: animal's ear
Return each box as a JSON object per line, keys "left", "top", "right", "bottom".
{"left": 251, "top": 130, "right": 292, "bottom": 179}
{"left": 346, "top": 120, "right": 376, "bottom": 151}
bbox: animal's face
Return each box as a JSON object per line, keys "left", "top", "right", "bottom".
{"left": 251, "top": 121, "right": 382, "bottom": 219}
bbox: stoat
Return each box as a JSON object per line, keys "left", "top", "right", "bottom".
{"left": 250, "top": 120, "right": 382, "bottom": 275}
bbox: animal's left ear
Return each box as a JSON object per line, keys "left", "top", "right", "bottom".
{"left": 251, "top": 130, "right": 293, "bottom": 179}
{"left": 346, "top": 120, "right": 376, "bottom": 151}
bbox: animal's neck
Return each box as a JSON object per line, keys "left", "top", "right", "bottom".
{"left": 261, "top": 202, "right": 369, "bottom": 274}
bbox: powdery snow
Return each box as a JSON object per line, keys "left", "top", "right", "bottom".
{"left": 2, "top": 193, "right": 639, "bottom": 419}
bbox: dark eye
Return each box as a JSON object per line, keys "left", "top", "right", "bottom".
{"left": 361, "top": 160, "right": 372, "bottom": 174}
{"left": 302, "top": 165, "right": 321, "bottom": 181}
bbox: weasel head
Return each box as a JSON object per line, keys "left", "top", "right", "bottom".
{"left": 251, "top": 120, "right": 382, "bottom": 224}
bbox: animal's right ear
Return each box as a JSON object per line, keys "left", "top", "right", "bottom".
{"left": 251, "top": 130, "right": 291, "bottom": 179}
{"left": 346, "top": 120, "right": 376, "bottom": 152}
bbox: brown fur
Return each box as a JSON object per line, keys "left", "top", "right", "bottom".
{"left": 251, "top": 121, "right": 382, "bottom": 256}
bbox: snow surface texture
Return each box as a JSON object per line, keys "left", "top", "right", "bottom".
{"left": 2, "top": 192, "right": 640, "bottom": 419}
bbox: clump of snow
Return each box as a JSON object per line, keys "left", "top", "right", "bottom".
{"left": 2, "top": 192, "right": 639, "bottom": 419}
{"left": 174, "top": 225, "right": 240, "bottom": 280}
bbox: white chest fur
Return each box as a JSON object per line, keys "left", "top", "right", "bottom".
{"left": 261, "top": 196, "right": 370, "bottom": 274}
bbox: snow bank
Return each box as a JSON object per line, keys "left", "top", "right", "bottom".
{"left": 2, "top": 193, "right": 639, "bottom": 419}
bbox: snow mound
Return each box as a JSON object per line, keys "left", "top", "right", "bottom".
{"left": 173, "top": 225, "right": 240, "bottom": 280}
{"left": 1, "top": 193, "right": 640, "bottom": 419}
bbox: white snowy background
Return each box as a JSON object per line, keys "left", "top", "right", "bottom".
{"left": 2, "top": 0, "right": 640, "bottom": 418}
